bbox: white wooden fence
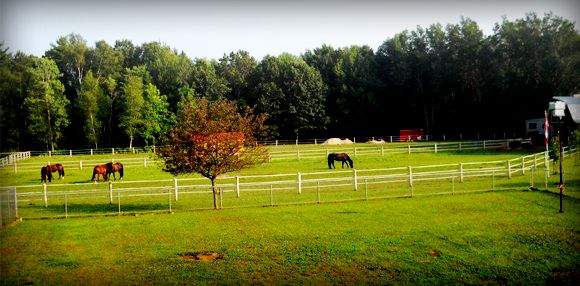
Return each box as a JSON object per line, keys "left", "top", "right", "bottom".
{"left": 0, "top": 152, "right": 31, "bottom": 167}
{"left": 7, "top": 149, "right": 572, "bottom": 220}
{"left": 1, "top": 139, "right": 532, "bottom": 174}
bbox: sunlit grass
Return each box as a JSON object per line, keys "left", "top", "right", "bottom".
{"left": 1, "top": 190, "right": 578, "bottom": 285}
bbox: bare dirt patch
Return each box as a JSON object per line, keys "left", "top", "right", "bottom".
{"left": 180, "top": 252, "right": 224, "bottom": 262}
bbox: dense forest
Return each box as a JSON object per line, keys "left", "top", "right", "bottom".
{"left": 1, "top": 12, "right": 579, "bottom": 152}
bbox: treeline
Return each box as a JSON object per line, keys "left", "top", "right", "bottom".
{"left": 1, "top": 12, "right": 579, "bottom": 152}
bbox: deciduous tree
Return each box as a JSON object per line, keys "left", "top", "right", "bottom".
{"left": 157, "top": 98, "right": 269, "bottom": 209}
{"left": 24, "top": 58, "right": 70, "bottom": 151}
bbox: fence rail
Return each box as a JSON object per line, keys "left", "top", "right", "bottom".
{"left": 0, "top": 139, "right": 533, "bottom": 174}
{"left": 3, "top": 148, "right": 575, "bottom": 222}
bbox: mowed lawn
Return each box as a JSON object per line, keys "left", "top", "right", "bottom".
{"left": 1, "top": 146, "right": 579, "bottom": 284}
{"left": 1, "top": 190, "right": 579, "bottom": 285}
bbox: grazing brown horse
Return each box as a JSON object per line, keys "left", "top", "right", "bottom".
{"left": 41, "top": 166, "right": 53, "bottom": 183}
{"left": 92, "top": 164, "right": 109, "bottom": 182}
{"left": 47, "top": 163, "right": 65, "bottom": 179}
{"left": 328, "top": 153, "right": 354, "bottom": 169}
{"left": 106, "top": 162, "right": 124, "bottom": 180}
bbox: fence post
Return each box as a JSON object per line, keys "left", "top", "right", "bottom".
{"left": 79, "top": 160, "right": 83, "bottom": 170}
{"left": 483, "top": 141, "right": 486, "bottom": 150}
{"left": 144, "top": 157, "right": 147, "bottom": 168}
{"left": 168, "top": 189, "right": 172, "bottom": 213}
{"left": 530, "top": 167, "right": 535, "bottom": 188}
{"left": 270, "top": 185, "right": 274, "bottom": 206}
{"left": 459, "top": 142, "right": 462, "bottom": 152}
{"left": 408, "top": 145, "right": 411, "bottom": 155}
{"left": 49, "top": 151, "right": 51, "bottom": 157}
{"left": 390, "top": 136, "right": 393, "bottom": 143}
{"left": 153, "top": 145, "right": 156, "bottom": 153}
{"left": 236, "top": 176, "right": 240, "bottom": 198}
{"left": 219, "top": 188, "right": 223, "bottom": 209}
{"left": 507, "top": 160, "right": 512, "bottom": 179}
{"left": 408, "top": 166, "right": 413, "bottom": 187}
{"left": 91, "top": 149, "right": 93, "bottom": 156}
{"left": 364, "top": 178, "right": 368, "bottom": 200}
{"left": 112, "top": 148, "right": 114, "bottom": 155}
{"left": 353, "top": 169, "right": 358, "bottom": 191}
{"left": 43, "top": 183, "right": 48, "bottom": 208}
{"left": 434, "top": 143, "right": 438, "bottom": 154}
{"left": 297, "top": 173, "right": 302, "bottom": 194}
{"left": 452, "top": 177, "right": 455, "bottom": 195}
{"left": 109, "top": 182, "right": 113, "bottom": 204}
{"left": 521, "top": 157, "right": 525, "bottom": 175}
{"left": 317, "top": 181, "right": 320, "bottom": 203}
{"left": 315, "top": 139, "right": 317, "bottom": 145}
{"left": 69, "top": 150, "right": 72, "bottom": 157}
{"left": 13, "top": 187, "right": 18, "bottom": 219}
{"left": 459, "top": 163, "right": 464, "bottom": 183}
{"left": 174, "top": 178, "right": 179, "bottom": 201}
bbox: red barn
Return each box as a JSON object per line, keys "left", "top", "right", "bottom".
{"left": 399, "top": 129, "right": 424, "bottom": 142}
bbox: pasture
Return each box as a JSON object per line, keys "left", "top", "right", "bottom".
{"left": 1, "top": 143, "right": 579, "bottom": 284}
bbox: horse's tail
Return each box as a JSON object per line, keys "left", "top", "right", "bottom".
{"left": 59, "top": 164, "right": 65, "bottom": 178}
{"left": 347, "top": 156, "right": 354, "bottom": 168}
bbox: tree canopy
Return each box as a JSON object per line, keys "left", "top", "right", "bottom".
{"left": 0, "top": 12, "right": 579, "bottom": 152}
{"left": 157, "top": 98, "right": 269, "bottom": 209}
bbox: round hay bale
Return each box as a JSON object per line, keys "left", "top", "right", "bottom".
{"left": 322, "top": 138, "right": 343, "bottom": 145}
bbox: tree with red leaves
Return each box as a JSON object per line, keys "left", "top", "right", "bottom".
{"left": 157, "top": 98, "right": 269, "bottom": 209}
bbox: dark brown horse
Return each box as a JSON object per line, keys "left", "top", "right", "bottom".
{"left": 106, "top": 162, "right": 124, "bottom": 180}
{"left": 328, "top": 153, "right": 354, "bottom": 169}
{"left": 92, "top": 164, "right": 109, "bottom": 182}
{"left": 41, "top": 166, "right": 53, "bottom": 183}
{"left": 47, "top": 163, "right": 65, "bottom": 179}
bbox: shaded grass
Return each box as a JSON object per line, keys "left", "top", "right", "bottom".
{"left": 1, "top": 190, "right": 579, "bottom": 285}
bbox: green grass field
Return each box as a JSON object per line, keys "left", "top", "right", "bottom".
{"left": 1, "top": 144, "right": 579, "bottom": 284}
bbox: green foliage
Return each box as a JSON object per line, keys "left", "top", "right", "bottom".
{"left": 76, "top": 71, "right": 103, "bottom": 148}
{"left": 251, "top": 53, "right": 328, "bottom": 138}
{"left": 2, "top": 13, "right": 580, "bottom": 151}
{"left": 24, "top": 57, "right": 70, "bottom": 151}
{"left": 119, "top": 69, "right": 145, "bottom": 148}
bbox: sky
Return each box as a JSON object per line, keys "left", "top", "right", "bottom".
{"left": 1, "top": 0, "right": 579, "bottom": 61}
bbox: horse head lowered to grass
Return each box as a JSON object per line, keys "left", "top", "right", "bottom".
{"left": 41, "top": 166, "right": 53, "bottom": 183}
{"left": 47, "top": 164, "right": 65, "bottom": 180}
{"left": 92, "top": 164, "right": 109, "bottom": 182}
{"left": 327, "top": 153, "right": 353, "bottom": 169}
{"left": 106, "top": 162, "right": 124, "bottom": 180}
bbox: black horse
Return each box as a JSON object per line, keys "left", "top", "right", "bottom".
{"left": 41, "top": 166, "right": 53, "bottom": 183}
{"left": 328, "top": 153, "right": 354, "bottom": 169}
{"left": 106, "top": 162, "right": 124, "bottom": 180}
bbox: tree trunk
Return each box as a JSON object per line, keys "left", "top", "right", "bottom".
{"left": 211, "top": 178, "right": 218, "bottom": 209}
